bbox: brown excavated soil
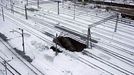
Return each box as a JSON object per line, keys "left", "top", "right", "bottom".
{"left": 53, "top": 36, "right": 87, "bottom": 52}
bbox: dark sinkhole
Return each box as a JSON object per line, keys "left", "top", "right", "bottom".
{"left": 53, "top": 36, "right": 87, "bottom": 52}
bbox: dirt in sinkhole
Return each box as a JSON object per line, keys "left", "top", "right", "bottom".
{"left": 52, "top": 36, "right": 87, "bottom": 52}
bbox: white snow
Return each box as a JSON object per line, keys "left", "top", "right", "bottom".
{"left": 0, "top": 0, "right": 134, "bottom": 75}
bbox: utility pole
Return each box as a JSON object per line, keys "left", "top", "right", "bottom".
{"left": 73, "top": 0, "right": 76, "bottom": 20}
{"left": 57, "top": 1, "right": 60, "bottom": 15}
{"left": 1, "top": 7, "right": 5, "bottom": 21}
{"left": 87, "top": 26, "right": 92, "bottom": 49}
{"left": 62, "top": 0, "right": 64, "bottom": 8}
{"left": 19, "top": 28, "right": 25, "bottom": 54}
{"left": 11, "top": 3, "right": 14, "bottom": 14}
{"left": 55, "top": 33, "right": 58, "bottom": 56}
{"left": 9, "top": 0, "right": 12, "bottom": 6}
{"left": 37, "top": 0, "right": 39, "bottom": 8}
{"left": 4, "top": 61, "right": 7, "bottom": 75}
{"left": 26, "top": 0, "right": 28, "bottom": 5}
{"left": 73, "top": 3, "right": 76, "bottom": 20}
{"left": 24, "top": 5, "right": 28, "bottom": 20}
{"left": 10, "top": 0, "right": 12, "bottom": 12}
{"left": 114, "top": 13, "right": 119, "bottom": 32}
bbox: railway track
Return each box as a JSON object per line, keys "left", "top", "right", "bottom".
{"left": 63, "top": 5, "right": 134, "bottom": 34}
{"left": 0, "top": 38, "right": 45, "bottom": 75}
{"left": 62, "top": 3, "right": 134, "bottom": 27}
{"left": 34, "top": 4, "right": 134, "bottom": 37}
{"left": 82, "top": 49, "right": 134, "bottom": 75}
{"left": 0, "top": 7, "right": 115, "bottom": 75}
{"left": 44, "top": 3, "right": 134, "bottom": 36}
{"left": 36, "top": 12, "right": 134, "bottom": 55}
{"left": 12, "top": 1, "right": 134, "bottom": 63}
{"left": 36, "top": 11, "right": 134, "bottom": 46}
{"left": 1, "top": 3, "right": 134, "bottom": 75}
{"left": 0, "top": 56, "right": 22, "bottom": 75}
{"left": 54, "top": 24, "right": 133, "bottom": 74}
{"left": 55, "top": 25, "right": 134, "bottom": 67}
{"left": 6, "top": 0, "right": 134, "bottom": 38}
{"left": 94, "top": 42, "right": 134, "bottom": 67}
{"left": 12, "top": 2, "right": 134, "bottom": 65}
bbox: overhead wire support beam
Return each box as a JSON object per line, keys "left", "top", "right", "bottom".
{"left": 90, "top": 14, "right": 117, "bottom": 27}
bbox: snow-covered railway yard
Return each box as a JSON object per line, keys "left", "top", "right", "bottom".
{"left": 0, "top": 0, "right": 134, "bottom": 75}
{"left": 0, "top": 39, "right": 46, "bottom": 75}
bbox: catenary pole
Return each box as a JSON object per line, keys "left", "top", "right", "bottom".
{"left": 25, "top": 5, "right": 28, "bottom": 20}
{"left": 56, "top": 1, "right": 60, "bottom": 15}
{"left": 55, "top": 33, "right": 58, "bottom": 56}
{"left": 37, "top": 0, "right": 39, "bottom": 8}
{"left": 87, "top": 26, "right": 92, "bottom": 49}
{"left": 114, "top": 13, "right": 119, "bottom": 32}
{"left": 1, "top": 7, "right": 5, "bottom": 21}
{"left": 19, "top": 28, "right": 25, "bottom": 54}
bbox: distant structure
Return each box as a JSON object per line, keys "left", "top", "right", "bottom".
{"left": 93, "top": 0, "right": 134, "bottom": 5}
{"left": 69, "top": 0, "right": 134, "bottom": 20}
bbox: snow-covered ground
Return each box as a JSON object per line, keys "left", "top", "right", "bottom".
{"left": 0, "top": 5, "right": 104, "bottom": 75}
{"left": 0, "top": 0, "right": 134, "bottom": 75}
